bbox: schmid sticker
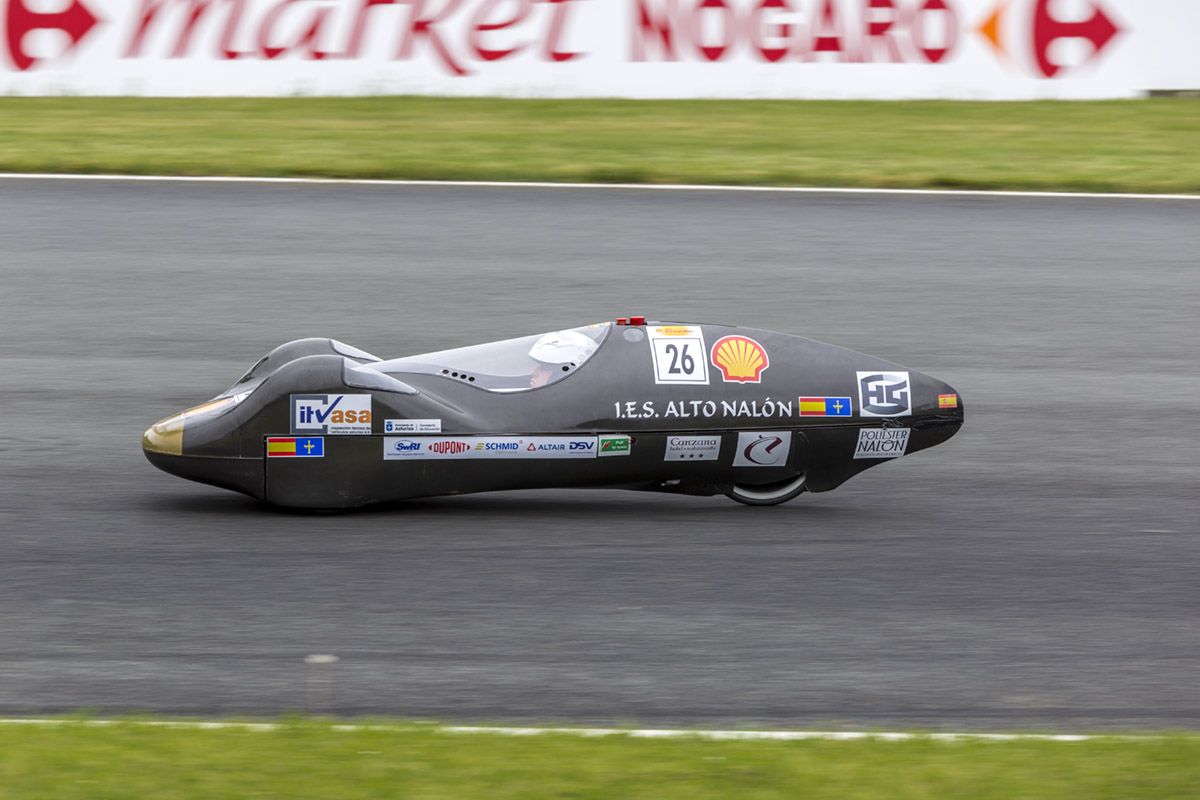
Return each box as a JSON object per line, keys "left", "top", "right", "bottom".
{"left": 647, "top": 324, "right": 709, "bottom": 385}
{"left": 733, "top": 431, "right": 791, "bottom": 467}
{"left": 853, "top": 428, "right": 910, "bottom": 459}
{"left": 598, "top": 435, "right": 632, "bottom": 456}
{"left": 266, "top": 437, "right": 324, "bottom": 458}
{"left": 856, "top": 372, "right": 911, "bottom": 418}
{"left": 938, "top": 394, "right": 959, "bottom": 410}
{"left": 384, "top": 419, "right": 442, "bottom": 433}
{"left": 798, "top": 396, "right": 853, "bottom": 417}
{"left": 711, "top": 335, "right": 769, "bottom": 383}
{"left": 291, "top": 394, "right": 373, "bottom": 435}
{"left": 384, "top": 436, "right": 598, "bottom": 460}
{"left": 663, "top": 435, "right": 721, "bottom": 461}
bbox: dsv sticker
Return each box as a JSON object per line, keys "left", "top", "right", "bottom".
{"left": 856, "top": 372, "right": 911, "bottom": 418}
{"left": 733, "top": 431, "right": 791, "bottom": 467}
{"left": 647, "top": 325, "right": 709, "bottom": 385}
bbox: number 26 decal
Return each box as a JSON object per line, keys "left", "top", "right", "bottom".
{"left": 648, "top": 326, "right": 709, "bottom": 385}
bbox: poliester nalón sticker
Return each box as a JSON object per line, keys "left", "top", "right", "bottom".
{"left": 291, "top": 394, "right": 373, "bottom": 434}
{"left": 733, "top": 431, "right": 791, "bottom": 467}
{"left": 853, "top": 428, "right": 910, "bottom": 459}
{"left": 856, "top": 372, "right": 911, "bottom": 418}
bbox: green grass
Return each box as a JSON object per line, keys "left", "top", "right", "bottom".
{"left": 2, "top": 720, "right": 1200, "bottom": 799}
{"left": 0, "top": 97, "right": 1197, "bottom": 193}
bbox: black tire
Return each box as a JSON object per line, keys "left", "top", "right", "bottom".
{"left": 726, "top": 474, "right": 807, "bottom": 506}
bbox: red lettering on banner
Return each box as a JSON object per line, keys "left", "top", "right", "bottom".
{"left": 863, "top": 0, "right": 902, "bottom": 63}
{"left": 910, "top": 0, "right": 955, "bottom": 63}
{"left": 810, "top": 0, "right": 845, "bottom": 56}
{"left": 258, "top": 0, "right": 335, "bottom": 60}
{"left": 692, "top": 0, "right": 734, "bottom": 61}
{"left": 749, "top": 0, "right": 791, "bottom": 63}
{"left": 346, "top": 0, "right": 394, "bottom": 58}
{"left": 124, "top": 0, "right": 247, "bottom": 59}
{"left": 469, "top": 0, "right": 532, "bottom": 61}
{"left": 397, "top": 0, "right": 468, "bottom": 76}
{"left": 540, "top": 0, "right": 581, "bottom": 62}
{"left": 5, "top": 0, "right": 100, "bottom": 70}
{"left": 632, "top": 0, "right": 677, "bottom": 61}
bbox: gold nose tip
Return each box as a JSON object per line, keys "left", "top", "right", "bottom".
{"left": 142, "top": 415, "right": 184, "bottom": 456}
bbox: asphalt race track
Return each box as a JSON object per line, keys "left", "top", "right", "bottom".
{"left": 2, "top": 178, "right": 1197, "bottom": 730}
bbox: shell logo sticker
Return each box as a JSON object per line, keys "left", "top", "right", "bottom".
{"left": 710, "top": 335, "right": 769, "bottom": 384}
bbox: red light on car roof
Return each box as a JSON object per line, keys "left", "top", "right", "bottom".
{"left": 616, "top": 317, "right": 628, "bottom": 325}
{"left": 630, "top": 315, "right": 646, "bottom": 326}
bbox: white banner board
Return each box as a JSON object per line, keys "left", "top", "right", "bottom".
{"left": 0, "top": 0, "right": 1196, "bottom": 98}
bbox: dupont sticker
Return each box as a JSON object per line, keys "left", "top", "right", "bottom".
{"left": 733, "top": 431, "right": 791, "bottom": 467}
{"left": 384, "top": 436, "right": 598, "bottom": 460}
{"left": 266, "top": 437, "right": 324, "bottom": 458}
{"left": 384, "top": 419, "right": 442, "bottom": 433}
{"left": 647, "top": 325, "right": 709, "bottom": 385}
{"left": 853, "top": 428, "right": 910, "bottom": 459}
{"left": 598, "top": 435, "right": 632, "bottom": 456}
{"left": 291, "top": 394, "right": 373, "bottom": 435}
{"left": 663, "top": 435, "right": 721, "bottom": 462}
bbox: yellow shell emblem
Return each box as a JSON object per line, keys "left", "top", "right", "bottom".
{"left": 710, "top": 335, "right": 769, "bottom": 383}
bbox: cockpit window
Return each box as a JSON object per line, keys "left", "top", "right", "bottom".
{"left": 374, "top": 323, "right": 610, "bottom": 392}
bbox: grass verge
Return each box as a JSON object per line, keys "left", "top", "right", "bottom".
{"left": 2, "top": 719, "right": 1199, "bottom": 799}
{"left": 0, "top": 97, "right": 1197, "bottom": 193}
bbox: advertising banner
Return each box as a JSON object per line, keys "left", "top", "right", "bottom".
{"left": 1, "top": 0, "right": 1195, "bottom": 98}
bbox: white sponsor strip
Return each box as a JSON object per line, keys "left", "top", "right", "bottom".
{"left": 385, "top": 435, "right": 598, "bottom": 460}
{"left": 1, "top": 174, "right": 1198, "bottom": 202}
{"left": 0, "top": 718, "right": 1155, "bottom": 742}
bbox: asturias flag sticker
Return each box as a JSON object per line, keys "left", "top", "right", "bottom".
{"left": 798, "top": 396, "right": 852, "bottom": 417}
{"left": 267, "top": 437, "right": 324, "bottom": 457}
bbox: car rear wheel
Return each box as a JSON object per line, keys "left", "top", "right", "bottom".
{"left": 726, "top": 474, "right": 807, "bottom": 506}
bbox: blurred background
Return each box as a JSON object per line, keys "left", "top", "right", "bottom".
{"left": 1, "top": 0, "right": 1198, "bottom": 795}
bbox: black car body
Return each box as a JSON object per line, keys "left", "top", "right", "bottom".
{"left": 143, "top": 319, "right": 963, "bottom": 509}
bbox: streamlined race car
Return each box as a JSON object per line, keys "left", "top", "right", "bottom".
{"left": 143, "top": 318, "right": 963, "bottom": 509}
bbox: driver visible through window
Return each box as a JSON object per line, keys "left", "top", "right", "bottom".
{"left": 374, "top": 323, "right": 609, "bottom": 392}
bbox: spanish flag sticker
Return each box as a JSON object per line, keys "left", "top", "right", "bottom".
{"left": 938, "top": 394, "right": 959, "bottom": 410}
{"left": 267, "top": 437, "right": 324, "bottom": 457}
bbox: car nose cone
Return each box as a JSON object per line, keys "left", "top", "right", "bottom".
{"left": 142, "top": 413, "right": 185, "bottom": 456}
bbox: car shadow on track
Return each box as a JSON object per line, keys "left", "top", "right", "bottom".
{"left": 145, "top": 488, "right": 846, "bottom": 520}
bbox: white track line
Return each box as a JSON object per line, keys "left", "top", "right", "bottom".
{"left": 0, "top": 172, "right": 1196, "bottom": 201}
{"left": 0, "top": 718, "right": 1160, "bottom": 741}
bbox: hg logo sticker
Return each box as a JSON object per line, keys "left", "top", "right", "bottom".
{"left": 291, "top": 394, "right": 373, "bottom": 435}
{"left": 856, "top": 372, "right": 911, "bottom": 418}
